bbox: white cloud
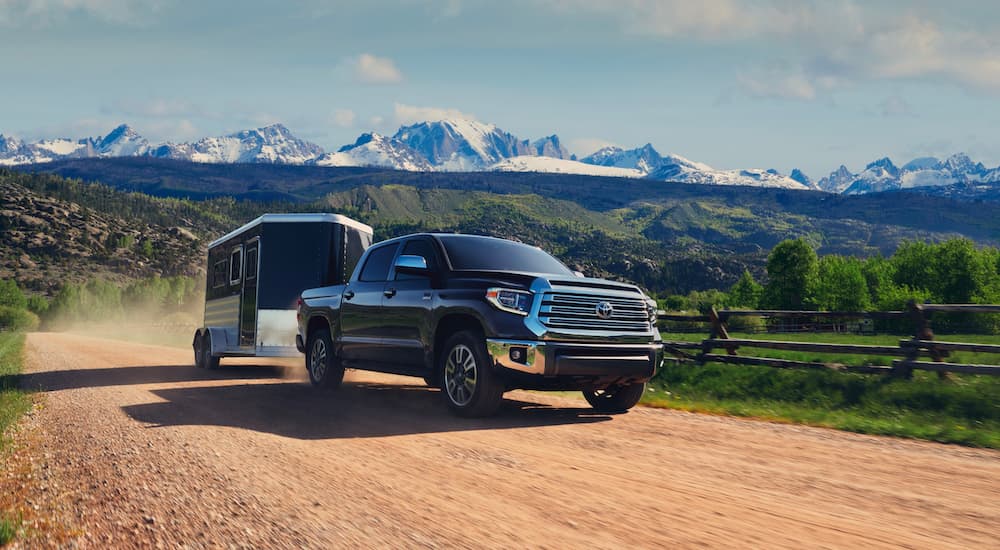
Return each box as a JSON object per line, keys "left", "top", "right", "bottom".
{"left": 737, "top": 71, "right": 818, "bottom": 101}
{"left": 331, "top": 109, "right": 356, "bottom": 128}
{"left": 878, "top": 95, "right": 913, "bottom": 118}
{"left": 104, "top": 98, "right": 213, "bottom": 119}
{"left": 543, "top": 1, "right": 1000, "bottom": 96}
{"left": 352, "top": 53, "right": 404, "bottom": 84}
{"left": 0, "top": 0, "right": 166, "bottom": 26}
{"left": 392, "top": 103, "right": 476, "bottom": 125}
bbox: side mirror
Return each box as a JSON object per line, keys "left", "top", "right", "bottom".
{"left": 395, "top": 254, "right": 429, "bottom": 275}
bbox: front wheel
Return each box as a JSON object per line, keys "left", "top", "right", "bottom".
{"left": 439, "top": 331, "right": 504, "bottom": 417}
{"left": 583, "top": 382, "right": 645, "bottom": 413}
{"left": 306, "top": 328, "right": 344, "bottom": 389}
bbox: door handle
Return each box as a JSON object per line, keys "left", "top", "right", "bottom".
{"left": 383, "top": 288, "right": 397, "bottom": 298}
{"left": 343, "top": 290, "right": 355, "bottom": 300}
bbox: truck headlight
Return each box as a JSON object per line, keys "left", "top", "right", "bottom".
{"left": 645, "top": 298, "right": 658, "bottom": 324}
{"left": 486, "top": 288, "right": 533, "bottom": 316}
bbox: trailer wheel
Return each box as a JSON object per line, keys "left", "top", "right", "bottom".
{"left": 193, "top": 332, "right": 204, "bottom": 369}
{"left": 306, "top": 328, "right": 344, "bottom": 389}
{"left": 439, "top": 331, "right": 504, "bottom": 417}
{"left": 582, "top": 382, "right": 645, "bottom": 413}
{"left": 202, "top": 332, "right": 220, "bottom": 370}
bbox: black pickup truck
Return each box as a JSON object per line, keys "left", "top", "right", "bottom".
{"left": 296, "top": 233, "right": 662, "bottom": 417}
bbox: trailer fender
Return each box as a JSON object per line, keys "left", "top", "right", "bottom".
{"left": 203, "top": 327, "right": 232, "bottom": 356}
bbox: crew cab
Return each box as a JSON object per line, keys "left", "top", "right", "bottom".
{"left": 296, "top": 233, "right": 662, "bottom": 417}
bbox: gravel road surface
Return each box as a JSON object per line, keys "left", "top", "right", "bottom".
{"left": 3, "top": 332, "right": 998, "bottom": 548}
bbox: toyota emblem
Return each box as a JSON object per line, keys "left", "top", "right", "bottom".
{"left": 595, "top": 301, "right": 614, "bottom": 319}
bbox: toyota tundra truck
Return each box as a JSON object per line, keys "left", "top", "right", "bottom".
{"left": 296, "top": 233, "right": 662, "bottom": 417}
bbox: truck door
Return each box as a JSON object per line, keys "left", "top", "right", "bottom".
{"left": 240, "top": 238, "right": 260, "bottom": 348}
{"left": 380, "top": 237, "right": 438, "bottom": 367}
{"left": 339, "top": 242, "right": 398, "bottom": 363}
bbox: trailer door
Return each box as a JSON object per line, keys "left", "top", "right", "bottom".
{"left": 240, "top": 238, "right": 260, "bottom": 348}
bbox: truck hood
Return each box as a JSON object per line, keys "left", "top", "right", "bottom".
{"left": 452, "top": 270, "right": 644, "bottom": 296}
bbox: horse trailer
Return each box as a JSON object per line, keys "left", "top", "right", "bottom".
{"left": 193, "top": 213, "right": 373, "bottom": 368}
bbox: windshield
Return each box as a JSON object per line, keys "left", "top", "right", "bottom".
{"left": 438, "top": 235, "right": 573, "bottom": 275}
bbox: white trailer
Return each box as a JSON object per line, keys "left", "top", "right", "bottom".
{"left": 193, "top": 213, "right": 373, "bottom": 368}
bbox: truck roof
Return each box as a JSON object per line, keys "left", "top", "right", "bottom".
{"left": 208, "top": 213, "right": 374, "bottom": 249}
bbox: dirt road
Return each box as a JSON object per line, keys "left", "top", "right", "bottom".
{"left": 4, "top": 332, "right": 999, "bottom": 548}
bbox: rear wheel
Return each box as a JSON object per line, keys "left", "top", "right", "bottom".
{"left": 306, "top": 328, "right": 344, "bottom": 389}
{"left": 439, "top": 331, "right": 504, "bottom": 417}
{"left": 193, "top": 332, "right": 204, "bottom": 368}
{"left": 202, "top": 332, "right": 220, "bottom": 370}
{"left": 583, "top": 382, "right": 645, "bottom": 413}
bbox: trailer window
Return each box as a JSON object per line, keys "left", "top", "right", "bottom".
{"left": 229, "top": 248, "right": 242, "bottom": 285}
{"left": 212, "top": 260, "right": 228, "bottom": 288}
{"left": 245, "top": 246, "right": 258, "bottom": 280}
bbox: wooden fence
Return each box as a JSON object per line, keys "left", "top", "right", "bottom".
{"left": 658, "top": 302, "right": 1000, "bottom": 377}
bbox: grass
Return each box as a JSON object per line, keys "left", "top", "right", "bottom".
{"left": 650, "top": 331, "right": 1000, "bottom": 448}
{"left": 0, "top": 332, "right": 30, "bottom": 452}
{"left": 0, "top": 332, "right": 29, "bottom": 545}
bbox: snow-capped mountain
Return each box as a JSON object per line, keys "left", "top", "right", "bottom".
{"left": 152, "top": 124, "right": 323, "bottom": 164}
{"left": 531, "top": 135, "right": 570, "bottom": 159}
{"left": 581, "top": 144, "right": 663, "bottom": 174}
{"left": 391, "top": 120, "right": 536, "bottom": 170}
{"left": 313, "top": 132, "right": 431, "bottom": 171}
{"left": 94, "top": 124, "right": 151, "bottom": 157}
{"left": 819, "top": 153, "right": 998, "bottom": 195}
{"left": 579, "top": 144, "right": 811, "bottom": 189}
{"left": 6, "top": 119, "right": 999, "bottom": 195}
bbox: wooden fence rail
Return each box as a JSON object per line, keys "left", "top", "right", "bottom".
{"left": 657, "top": 301, "right": 1000, "bottom": 377}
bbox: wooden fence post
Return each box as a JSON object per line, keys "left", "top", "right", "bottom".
{"left": 904, "top": 301, "right": 949, "bottom": 380}
{"left": 708, "top": 307, "right": 737, "bottom": 356}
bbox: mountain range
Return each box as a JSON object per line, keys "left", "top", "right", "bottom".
{"left": 3, "top": 121, "right": 1000, "bottom": 194}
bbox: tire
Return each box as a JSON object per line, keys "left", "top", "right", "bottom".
{"left": 583, "top": 382, "right": 646, "bottom": 413}
{"left": 193, "top": 332, "right": 204, "bottom": 369}
{"left": 306, "top": 328, "right": 344, "bottom": 389}
{"left": 439, "top": 331, "right": 504, "bottom": 417}
{"left": 202, "top": 332, "right": 220, "bottom": 370}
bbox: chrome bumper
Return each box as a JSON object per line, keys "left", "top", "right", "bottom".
{"left": 486, "top": 339, "right": 661, "bottom": 379}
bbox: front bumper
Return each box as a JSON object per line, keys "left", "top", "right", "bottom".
{"left": 486, "top": 339, "right": 661, "bottom": 380}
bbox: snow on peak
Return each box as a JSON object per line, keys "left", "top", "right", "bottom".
{"left": 315, "top": 132, "right": 430, "bottom": 171}
{"left": 490, "top": 156, "right": 643, "bottom": 178}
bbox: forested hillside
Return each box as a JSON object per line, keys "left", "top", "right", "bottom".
{"left": 4, "top": 162, "right": 1000, "bottom": 298}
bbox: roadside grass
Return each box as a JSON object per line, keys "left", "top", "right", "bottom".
{"left": 649, "top": 332, "right": 1000, "bottom": 448}
{"left": 0, "top": 332, "right": 29, "bottom": 545}
{"left": 0, "top": 332, "right": 30, "bottom": 452}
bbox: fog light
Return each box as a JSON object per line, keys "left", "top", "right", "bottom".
{"left": 509, "top": 347, "right": 527, "bottom": 364}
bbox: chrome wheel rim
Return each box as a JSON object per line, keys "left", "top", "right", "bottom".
{"left": 310, "top": 338, "right": 327, "bottom": 382}
{"left": 444, "top": 344, "right": 477, "bottom": 406}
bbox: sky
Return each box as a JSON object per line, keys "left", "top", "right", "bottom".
{"left": 2, "top": 0, "right": 1000, "bottom": 178}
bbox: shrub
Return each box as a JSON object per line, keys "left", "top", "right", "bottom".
{"left": 0, "top": 307, "right": 40, "bottom": 331}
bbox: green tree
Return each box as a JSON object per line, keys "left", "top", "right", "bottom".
{"left": 0, "top": 279, "right": 27, "bottom": 310}
{"left": 762, "top": 239, "right": 818, "bottom": 310}
{"left": 728, "top": 270, "right": 762, "bottom": 309}
{"left": 814, "top": 255, "right": 870, "bottom": 311}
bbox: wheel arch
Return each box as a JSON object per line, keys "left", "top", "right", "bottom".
{"left": 433, "top": 313, "right": 485, "bottom": 366}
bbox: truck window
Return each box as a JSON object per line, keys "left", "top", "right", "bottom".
{"left": 229, "top": 248, "right": 242, "bottom": 285}
{"left": 358, "top": 243, "right": 398, "bottom": 282}
{"left": 439, "top": 235, "right": 572, "bottom": 275}
{"left": 395, "top": 239, "right": 437, "bottom": 280}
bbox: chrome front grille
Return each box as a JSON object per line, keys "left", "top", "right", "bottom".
{"left": 538, "top": 292, "right": 650, "bottom": 332}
